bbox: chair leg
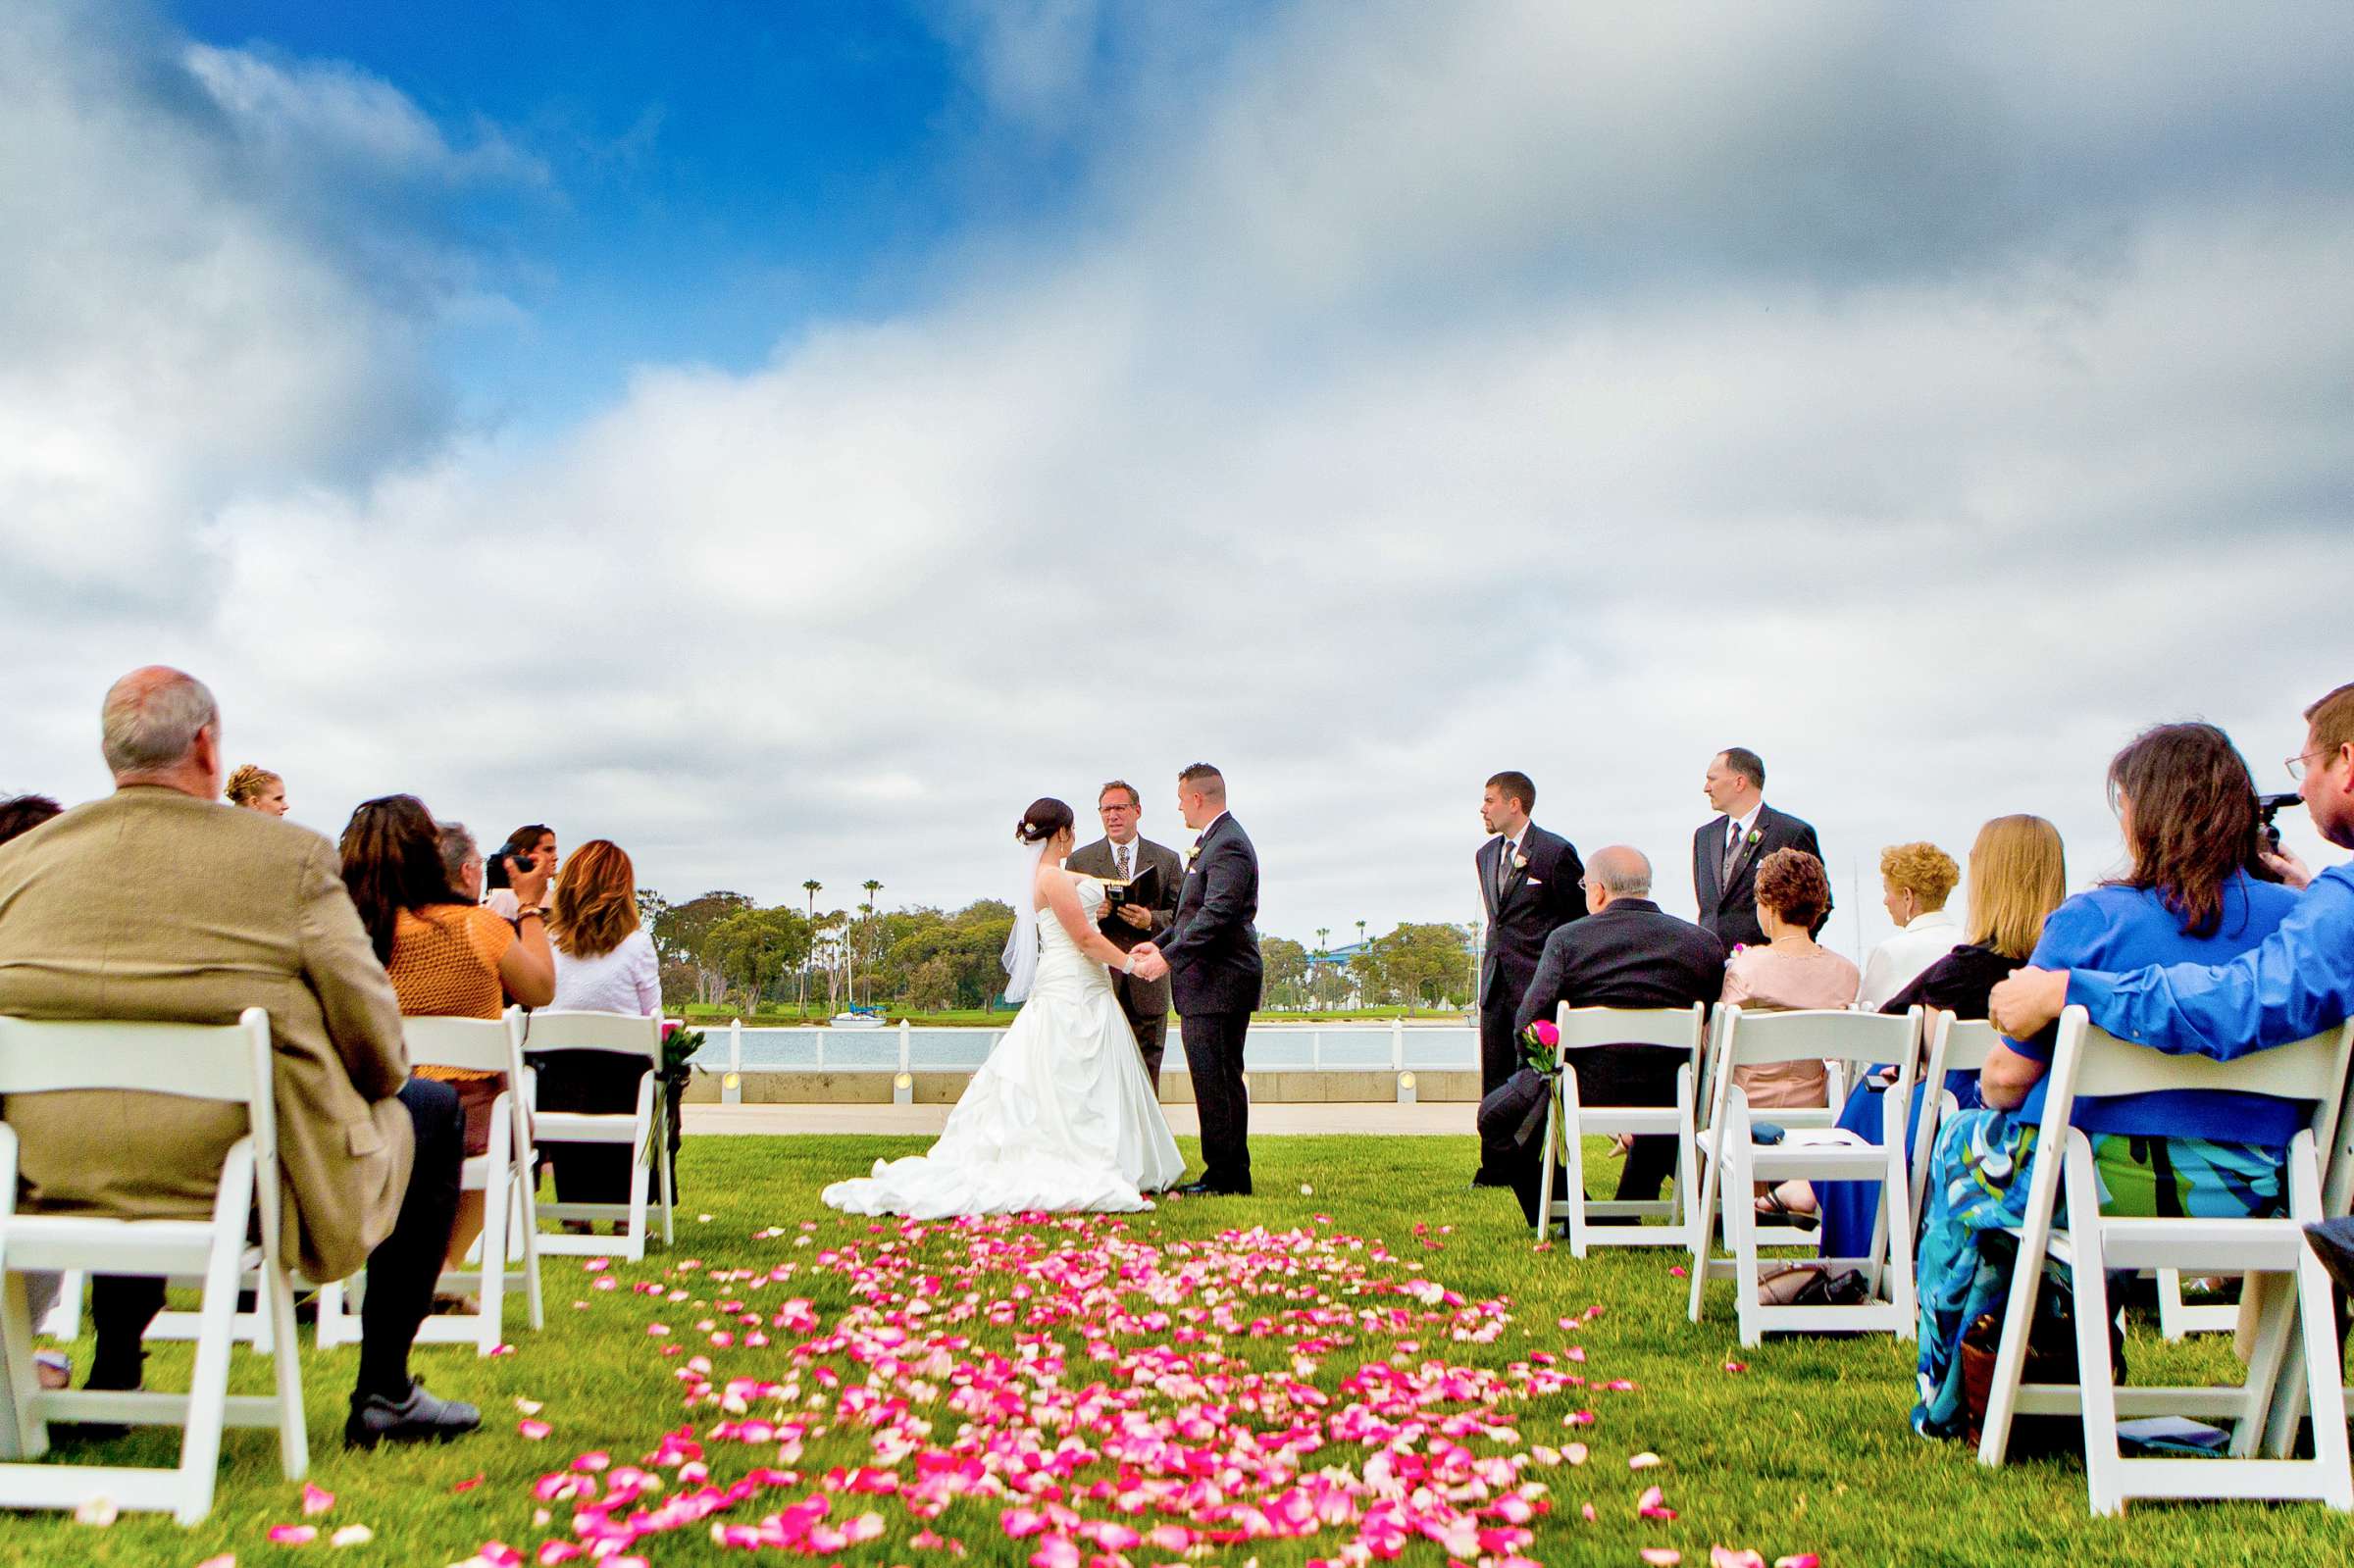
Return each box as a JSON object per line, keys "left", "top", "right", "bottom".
{"left": 516, "top": 1156, "right": 544, "bottom": 1332}
{"left": 1727, "top": 1127, "right": 1762, "bottom": 1348}
{"left": 1687, "top": 1131, "right": 1722, "bottom": 1325}
{"left": 2234, "top": 1270, "right": 2297, "bottom": 1459}
{"left": 2061, "top": 1139, "right": 2124, "bottom": 1516}
{"left": 1978, "top": 1148, "right": 2064, "bottom": 1470}
{"left": 1674, "top": 1067, "right": 1700, "bottom": 1253}
{"left": 624, "top": 1136, "right": 650, "bottom": 1264}
{"left": 266, "top": 1267, "right": 308, "bottom": 1481}
{"left": 1535, "top": 1093, "right": 1559, "bottom": 1243}
{"left": 2293, "top": 1235, "right": 2354, "bottom": 1506}
{"left": 0, "top": 1268, "right": 47, "bottom": 1461}
{"left": 176, "top": 1161, "right": 255, "bottom": 1527}
{"left": 477, "top": 1132, "right": 509, "bottom": 1358}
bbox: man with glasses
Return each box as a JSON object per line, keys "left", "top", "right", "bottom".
{"left": 1991, "top": 680, "right": 2354, "bottom": 1057}
{"left": 1066, "top": 781, "right": 1184, "bottom": 1088}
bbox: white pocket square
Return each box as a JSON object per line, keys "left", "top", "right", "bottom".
{"left": 1525, "top": 877, "right": 1543, "bottom": 885}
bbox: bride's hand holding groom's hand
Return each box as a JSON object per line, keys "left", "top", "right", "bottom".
{"left": 1127, "top": 943, "right": 1169, "bottom": 982}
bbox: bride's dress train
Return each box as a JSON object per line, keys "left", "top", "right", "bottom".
{"left": 822, "top": 876, "right": 1184, "bottom": 1217}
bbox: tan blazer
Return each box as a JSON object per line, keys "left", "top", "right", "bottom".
{"left": 0, "top": 787, "right": 413, "bottom": 1283}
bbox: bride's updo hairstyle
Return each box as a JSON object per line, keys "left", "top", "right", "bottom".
{"left": 1017, "top": 797, "right": 1075, "bottom": 845}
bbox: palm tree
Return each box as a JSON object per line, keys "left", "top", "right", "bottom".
{"left": 1316, "top": 927, "right": 1330, "bottom": 953}
{"left": 861, "top": 879, "right": 883, "bottom": 1006}
{"left": 1356, "top": 919, "right": 1367, "bottom": 949}
{"left": 800, "top": 880, "right": 822, "bottom": 1017}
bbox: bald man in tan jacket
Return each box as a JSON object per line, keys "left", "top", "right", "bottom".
{"left": 0, "top": 668, "right": 479, "bottom": 1447}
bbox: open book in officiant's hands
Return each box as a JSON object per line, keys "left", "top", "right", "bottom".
{"left": 1097, "top": 861, "right": 1163, "bottom": 934}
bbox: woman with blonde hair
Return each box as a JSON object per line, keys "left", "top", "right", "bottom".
{"left": 1784, "top": 815, "right": 2068, "bottom": 1247}
{"left": 226, "top": 764, "right": 287, "bottom": 817}
{"left": 538, "top": 839, "right": 664, "bottom": 1216}
{"left": 1857, "top": 840, "right": 1964, "bottom": 1008}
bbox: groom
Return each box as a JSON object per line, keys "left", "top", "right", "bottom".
{"left": 1132, "top": 763, "right": 1262, "bottom": 1196}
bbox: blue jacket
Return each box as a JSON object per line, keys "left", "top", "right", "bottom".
{"left": 2069, "top": 863, "right": 2354, "bottom": 1059}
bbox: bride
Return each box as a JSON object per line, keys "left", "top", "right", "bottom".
{"left": 822, "top": 798, "right": 1186, "bottom": 1217}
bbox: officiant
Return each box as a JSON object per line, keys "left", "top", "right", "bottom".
{"left": 1068, "top": 780, "right": 1184, "bottom": 1089}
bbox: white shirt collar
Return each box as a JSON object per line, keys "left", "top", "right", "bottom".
{"left": 1501, "top": 822, "right": 1533, "bottom": 857}
{"left": 1197, "top": 810, "right": 1227, "bottom": 839}
{"left": 1905, "top": 908, "right": 1958, "bottom": 932}
{"left": 1729, "top": 802, "right": 1765, "bottom": 838}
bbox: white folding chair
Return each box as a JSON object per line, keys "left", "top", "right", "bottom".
{"left": 525, "top": 1011, "right": 671, "bottom": 1261}
{"left": 1976, "top": 1007, "right": 2354, "bottom": 1515}
{"left": 316, "top": 1009, "right": 540, "bottom": 1356}
{"left": 1536, "top": 1003, "right": 1708, "bottom": 1255}
{"left": 2259, "top": 1030, "right": 2354, "bottom": 1448}
{"left": 0, "top": 1009, "right": 307, "bottom": 1524}
{"left": 1907, "top": 1014, "right": 2006, "bottom": 1246}
{"left": 1687, "top": 1006, "right": 1925, "bottom": 1345}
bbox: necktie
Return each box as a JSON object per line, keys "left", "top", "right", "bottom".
{"left": 1496, "top": 839, "right": 1514, "bottom": 898}
{"left": 1722, "top": 823, "right": 1742, "bottom": 881}
{"left": 1117, "top": 842, "right": 1132, "bottom": 881}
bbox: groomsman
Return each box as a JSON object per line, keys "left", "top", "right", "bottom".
{"left": 1473, "top": 771, "right": 1587, "bottom": 1188}
{"left": 1065, "top": 780, "right": 1183, "bottom": 1088}
{"left": 1691, "top": 746, "right": 1827, "bottom": 949}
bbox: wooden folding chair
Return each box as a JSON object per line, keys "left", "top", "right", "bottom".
{"left": 1536, "top": 1003, "right": 1708, "bottom": 1255}
{"left": 1687, "top": 1005, "right": 1925, "bottom": 1345}
{"left": 0, "top": 1008, "right": 307, "bottom": 1524}
{"left": 316, "top": 1009, "right": 540, "bottom": 1355}
{"left": 1976, "top": 1007, "right": 2354, "bottom": 1514}
{"left": 524, "top": 1011, "right": 671, "bottom": 1261}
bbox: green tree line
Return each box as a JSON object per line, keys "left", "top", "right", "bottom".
{"left": 636, "top": 888, "right": 1475, "bottom": 1017}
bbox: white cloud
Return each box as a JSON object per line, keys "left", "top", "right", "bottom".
{"left": 3, "top": 1, "right": 2350, "bottom": 969}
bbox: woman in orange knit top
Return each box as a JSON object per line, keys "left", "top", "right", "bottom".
{"left": 340, "top": 795, "right": 554, "bottom": 1272}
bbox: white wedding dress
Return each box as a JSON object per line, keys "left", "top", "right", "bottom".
{"left": 822, "top": 876, "right": 1185, "bottom": 1217}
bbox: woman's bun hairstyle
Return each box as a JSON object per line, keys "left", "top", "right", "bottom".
{"left": 1017, "top": 797, "right": 1075, "bottom": 845}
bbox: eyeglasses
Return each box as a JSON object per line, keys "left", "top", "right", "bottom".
{"left": 2286, "top": 747, "right": 2333, "bottom": 783}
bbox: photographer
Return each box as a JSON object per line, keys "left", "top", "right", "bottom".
{"left": 484, "top": 823, "right": 557, "bottom": 923}
{"left": 1989, "top": 681, "right": 2354, "bottom": 1057}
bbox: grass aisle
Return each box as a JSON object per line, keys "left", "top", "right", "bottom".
{"left": 12, "top": 1135, "right": 2351, "bottom": 1567}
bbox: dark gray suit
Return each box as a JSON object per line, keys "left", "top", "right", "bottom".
{"left": 1474, "top": 823, "right": 1586, "bottom": 1180}
{"left": 1151, "top": 813, "right": 1262, "bottom": 1190}
{"left": 1065, "top": 834, "right": 1182, "bottom": 1088}
{"left": 1691, "top": 802, "right": 1827, "bottom": 949}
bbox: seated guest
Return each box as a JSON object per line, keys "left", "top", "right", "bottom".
{"left": 0, "top": 668, "right": 477, "bottom": 1444}
{"left": 1857, "top": 841, "right": 1963, "bottom": 1009}
{"left": 1508, "top": 845, "right": 1727, "bottom": 1227}
{"left": 225, "top": 763, "right": 287, "bottom": 817}
{"left": 1777, "top": 815, "right": 2067, "bottom": 1247}
{"left": 340, "top": 796, "right": 553, "bottom": 1276}
{"left": 438, "top": 821, "right": 486, "bottom": 902}
{"left": 0, "top": 794, "right": 69, "bottom": 1385}
{"left": 0, "top": 794, "right": 63, "bottom": 845}
{"left": 538, "top": 840, "right": 666, "bottom": 1219}
{"left": 484, "top": 823, "right": 557, "bottom": 921}
{"left": 1914, "top": 723, "right": 2300, "bottom": 1440}
{"left": 1719, "top": 848, "right": 1857, "bottom": 1111}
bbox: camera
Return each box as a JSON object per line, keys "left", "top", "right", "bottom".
{"left": 2257, "top": 791, "right": 2300, "bottom": 855}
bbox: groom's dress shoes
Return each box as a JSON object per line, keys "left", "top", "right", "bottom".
{"left": 1175, "top": 1180, "right": 1252, "bottom": 1197}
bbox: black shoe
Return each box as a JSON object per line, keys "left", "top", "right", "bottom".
{"left": 2307, "top": 1217, "right": 2354, "bottom": 1295}
{"left": 1174, "top": 1180, "right": 1252, "bottom": 1197}
{"left": 345, "top": 1380, "right": 481, "bottom": 1450}
{"left": 1469, "top": 1172, "right": 1513, "bottom": 1189}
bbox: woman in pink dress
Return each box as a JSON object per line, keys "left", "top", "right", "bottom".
{"left": 1719, "top": 848, "right": 1858, "bottom": 1110}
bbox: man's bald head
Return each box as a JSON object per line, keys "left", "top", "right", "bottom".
{"left": 101, "top": 666, "right": 223, "bottom": 797}
{"left": 1586, "top": 845, "right": 1652, "bottom": 903}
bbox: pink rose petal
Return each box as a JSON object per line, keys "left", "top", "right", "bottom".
{"left": 300, "top": 1482, "right": 334, "bottom": 1516}
{"left": 266, "top": 1525, "right": 317, "bottom": 1545}
{"left": 517, "top": 1418, "right": 553, "bottom": 1441}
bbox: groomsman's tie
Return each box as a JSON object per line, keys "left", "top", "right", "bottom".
{"left": 1495, "top": 839, "right": 1513, "bottom": 900}
{"left": 1721, "top": 823, "right": 1742, "bottom": 882}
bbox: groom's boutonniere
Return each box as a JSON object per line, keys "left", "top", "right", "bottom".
{"left": 1186, "top": 839, "right": 1203, "bottom": 867}
{"left": 1744, "top": 829, "right": 1763, "bottom": 850}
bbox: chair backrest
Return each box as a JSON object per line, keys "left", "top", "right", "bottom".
{"left": 522, "top": 1009, "right": 661, "bottom": 1060}
{"left": 0, "top": 1008, "right": 281, "bottom": 1245}
{"left": 2043, "top": 1007, "right": 2354, "bottom": 1147}
{"left": 1720, "top": 1005, "right": 1921, "bottom": 1069}
{"left": 1927, "top": 1015, "right": 2005, "bottom": 1078}
{"left": 403, "top": 1009, "right": 526, "bottom": 1077}
{"left": 1554, "top": 1001, "right": 1708, "bottom": 1054}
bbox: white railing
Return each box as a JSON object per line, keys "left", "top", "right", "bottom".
{"left": 691, "top": 1018, "right": 1477, "bottom": 1076}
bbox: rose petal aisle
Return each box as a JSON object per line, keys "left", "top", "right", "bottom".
{"left": 510, "top": 1215, "right": 1626, "bottom": 1568}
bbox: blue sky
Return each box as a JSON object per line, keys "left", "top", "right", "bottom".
{"left": 171, "top": 0, "right": 1111, "bottom": 428}
{"left": 5, "top": 2, "right": 2351, "bottom": 950}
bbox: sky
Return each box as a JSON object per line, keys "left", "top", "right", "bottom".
{"left": 2, "top": 0, "right": 2350, "bottom": 962}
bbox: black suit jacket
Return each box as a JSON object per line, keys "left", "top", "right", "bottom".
{"left": 1065, "top": 835, "right": 1184, "bottom": 1015}
{"left": 1691, "top": 802, "right": 1827, "bottom": 950}
{"left": 1512, "top": 898, "right": 1729, "bottom": 1041}
{"left": 1151, "top": 813, "right": 1263, "bottom": 1016}
{"left": 1476, "top": 824, "right": 1588, "bottom": 1009}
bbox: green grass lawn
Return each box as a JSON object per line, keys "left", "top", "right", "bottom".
{"left": 8, "top": 1135, "right": 2351, "bottom": 1566}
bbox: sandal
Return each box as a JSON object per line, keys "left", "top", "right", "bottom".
{"left": 1755, "top": 1189, "right": 1819, "bottom": 1233}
